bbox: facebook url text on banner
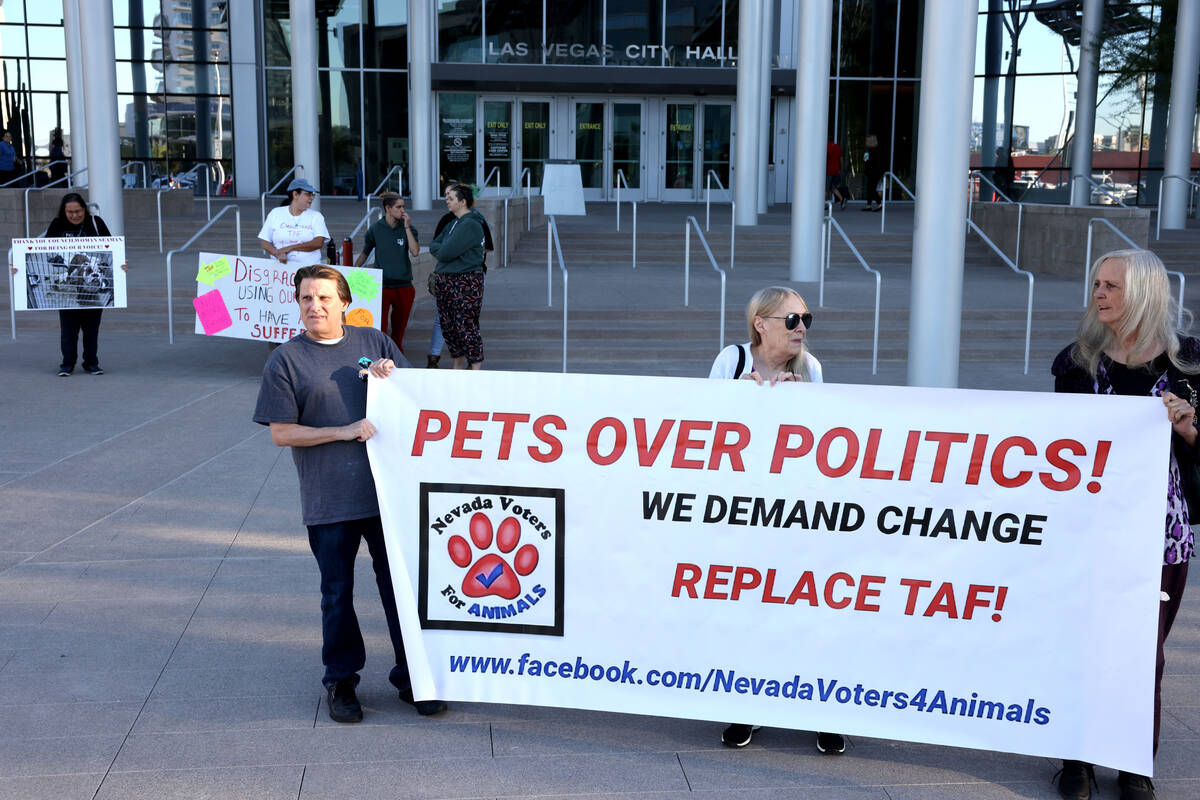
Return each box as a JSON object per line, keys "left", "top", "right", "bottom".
{"left": 448, "top": 653, "right": 1051, "bottom": 725}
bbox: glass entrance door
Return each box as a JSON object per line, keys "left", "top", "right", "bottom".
{"left": 663, "top": 103, "right": 696, "bottom": 201}
{"left": 519, "top": 100, "right": 551, "bottom": 191}
{"left": 702, "top": 102, "right": 734, "bottom": 202}
{"left": 482, "top": 99, "right": 513, "bottom": 195}
{"left": 571, "top": 99, "right": 645, "bottom": 201}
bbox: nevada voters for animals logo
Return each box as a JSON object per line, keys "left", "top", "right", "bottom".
{"left": 418, "top": 483, "right": 564, "bottom": 635}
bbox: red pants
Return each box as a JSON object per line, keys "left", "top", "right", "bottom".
{"left": 381, "top": 286, "right": 415, "bottom": 353}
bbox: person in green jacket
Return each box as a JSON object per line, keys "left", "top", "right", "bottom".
{"left": 428, "top": 183, "right": 487, "bottom": 369}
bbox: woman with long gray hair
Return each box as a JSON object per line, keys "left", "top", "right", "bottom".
{"left": 1051, "top": 249, "right": 1200, "bottom": 800}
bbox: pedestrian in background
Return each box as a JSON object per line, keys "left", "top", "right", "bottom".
{"left": 355, "top": 191, "right": 418, "bottom": 352}
{"left": 428, "top": 183, "right": 490, "bottom": 370}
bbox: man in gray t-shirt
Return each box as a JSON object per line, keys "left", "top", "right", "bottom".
{"left": 253, "top": 265, "right": 445, "bottom": 724}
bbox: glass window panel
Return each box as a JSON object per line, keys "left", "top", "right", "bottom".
{"left": 118, "top": 91, "right": 158, "bottom": 161}
{"left": 316, "top": 0, "right": 360, "bottom": 70}
{"left": 114, "top": 28, "right": 159, "bottom": 61}
{"left": 318, "top": 70, "right": 361, "bottom": 196}
{"left": 263, "top": 6, "right": 291, "bottom": 67}
{"left": 0, "top": 24, "right": 27, "bottom": 56}
{"left": 121, "top": 1, "right": 164, "bottom": 27}
{"left": 159, "top": 1, "right": 227, "bottom": 29}
{"left": 25, "top": 91, "right": 64, "bottom": 158}
{"left": 265, "top": 69, "right": 294, "bottom": 189}
{"left": 25, "top": 58, "right": 66, "bottom": 92}
{"left": 836, "top": 0, "right": 898, "bottom": 78}
{"left": 702, "top": 102, "right": 731, "bottom": 187}
{"left": 484, "top": 0, "right": 539, "bottom": 64}
{"left": 364, "top": 0, "right": 408, "bottom": 69}
{"left": 832, "top": 81, "right": 893, "bottom": 197}
{"left": 439, "top": 92, "right": 476, "bottom": 187}
{"left": 612, "top": 102, "right": 640, "bottom": 188}
{"left": 24, "top": 2, "right": 62, "bottom": 25}
{"left": 606, "top": 0, "right": 662, "bottom": 66}
{"left": 574, "top": 101, "right": 604, "bottom": 188}
{"left": 0, "top": 2, "right": 25, "bottom": 23}
{"left": 483, "top": 100, "right": 512, "bottom": 187}
{"left": 665, "top": 103, "right": 695, "bottom": 190}
{"left": 115, "top": 61, "right": 154, "bottom": 95}
{"left": 520, "top": 101, "right": 549, "bottom": 188}
{"left": 723, "top": 0, "right": 737, "bottom": 67}
{"left": 896, "top": 0, "right": 921, "bottom": 78}
{"left": 438, "top": 0, "right": 482, "bottom": 63}
{"left": 26, "top": 26, "right": 64, "bottom": 58}
{"left": 363, "top": 72, "right": 408, "bottom": 195}
{"left": 665, "top": 0, "right": 723, "bottom": 67}
{"left": 546, "top": 0, "right": 603, "bottom": 65}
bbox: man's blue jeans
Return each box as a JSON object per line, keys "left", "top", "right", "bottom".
{"left": 307, "top": 515, "right": 410, "bottom": 691}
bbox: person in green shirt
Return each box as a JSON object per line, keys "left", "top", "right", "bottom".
{"left": 355, "top": 191, "right": 419, "bottom": 352}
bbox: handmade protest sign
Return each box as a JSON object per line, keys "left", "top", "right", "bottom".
{"left": 367, "top": 370, "right": 1169, "bottom": 775}
{"left": 12, "top": 237, "right": 126, "bottom": 310}
{"left": 192, "top": 252, "right": 382, "bottom": 342}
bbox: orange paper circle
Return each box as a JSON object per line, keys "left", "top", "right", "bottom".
{"left": 345, "top": 308, "right": 374, "bottom": 328}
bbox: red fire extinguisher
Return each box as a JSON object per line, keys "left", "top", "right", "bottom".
{"left": 341, "top": 237, "right": 353, "bottom": 266}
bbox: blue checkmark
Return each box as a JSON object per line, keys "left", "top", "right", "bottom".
{"left": 476, "top": 564, "right": 503, "bottom": 588}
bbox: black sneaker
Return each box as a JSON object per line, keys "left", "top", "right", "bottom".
{"left": 1117, "top": 771, "right": 1155, "bottom": 800}
{"left": 398, "top": 687, "right": 447, "bottom": 716}
{"left": 721, "top": 723, "right": 757, "bottom": 747}
{"left": 326, "top": 679, "right": 362, "bottom": 723}
{"left": 57, "top": 368, "right": 71, "bottom": 377}
{"left": 1056, "top": 760, "right": 1095, "bottom": 799}
{"left": 816, "top": 731, "right": 846, "bottom": 754}
{"left": 83, "top": 366, "right": 103, "bottom": 375}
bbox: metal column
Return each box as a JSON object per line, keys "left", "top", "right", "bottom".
{"left": 757, "top": 0, "right": 775, "bottom": 215}
{"left": 62, "top": 0, "right": 87, "bottom": 184}
{"left": 1069, "top": 0, "right": 1102, "bottom": 207}
{"left": 734, "top": 0, "right": 762, "bottom": 226}
{"left": 77, "top": 0, "right": 122, "bottom": 233}
{"left": 409, "top": 0, "right": 434, "bottom": 210}
{"left": 1161, "top": 0, "right": 1200, "bottom": 230}
{"left": 788, "top": 0, "right": 833, "bottom": 282}
{"left": 290, "top": 0, "right": 320, "bottom": 206}
{"left": 907, "top": 0, "right": 978, "bottom": 387}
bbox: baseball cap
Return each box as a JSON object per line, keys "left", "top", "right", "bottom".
{"left": 287, "top": 177, "right": 318, "bottom": 194}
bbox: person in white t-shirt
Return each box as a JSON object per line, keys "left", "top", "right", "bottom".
{"left": 258, "top": 177, "right": 331, "bottom": 267}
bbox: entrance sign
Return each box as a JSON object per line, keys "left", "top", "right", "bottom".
{"left": 368, "top": 370, "right": 1167, "bottom": 776}
{"left": 542, "top": 161, "right": 586, "bottom": 215}
{"left": 12, "top": 237, "right": 127, "bottom": 311}
{"left": 192, "top": 252, "right": 382, "bottom": 342}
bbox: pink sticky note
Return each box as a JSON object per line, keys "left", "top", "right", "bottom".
{"left": 193, "top": 289, "right": 233, "bottom": 335}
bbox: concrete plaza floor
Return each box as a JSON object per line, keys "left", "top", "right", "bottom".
{"left": 1, "top": 198, "right": 1200, "bottom": 799}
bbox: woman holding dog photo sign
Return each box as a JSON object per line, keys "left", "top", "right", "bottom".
{"left": 8, "top": 193, "right": 127, "bottom": 376}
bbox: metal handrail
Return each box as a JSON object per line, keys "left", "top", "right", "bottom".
{"left": 345, "top": 208, "right": 381, "bottom": 267}
{"left": 483, "top": 166, "right": 501, "bottom": 196}
{"left": 704, "top": 169, "right": 728, "bottom": 230}
{"left": 821, "top": 210, "right": 880, "bottom": 375}
{"left": 967, "top": 170, "right": 1024, "bottom": 269}
{"left": 122, "top": 161, "right": 147, "bottom": 188}
{"left": 966, "top": 218, "right": 1034, "bottom": 374}
{"left": 1, "top": 160, "right": 72, "bottom": 188}
{"left": 366, "top": 165, "right": 403, "bottom": 216}
{"left": 165, "top": 204, "right": 242, "bottom": 344}
{"left": 615, "top": 169, "right": 638, "bottom": 269}
{"left": 1085, "top": 217, "right": 1185, "bottom": 325}
{"left": 880, "top": 171, "right": 915, "bottom": 234}
{"left": 704, "top": 170, "right": 736, "bottom": 270}
{"left": 157, "top": 164, "right": 215, "bottom": 252}
{"left": 25, "top": 168, "right": 89, "bottom": 236}
{"left": 260, "top": 164, "right": 305, "bottom": 224}
{"left": 546, "top": 215, "right": 568, "bottom": 372}
{"left": 683, "top": 216, "right": 727, "bottom": 352}
{"left": 501, "top": 168, "right": 534, "bottom": 268}
{"left": 1156, "top": 174, "right": 1200, "bottom": 240}
{"left": 1073, "top": 174, "right": 1128, "bottom": 208}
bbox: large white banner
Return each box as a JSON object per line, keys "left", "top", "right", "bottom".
{"left": 367, "top": 370, "right": 1169, "bottom": 775}
{"left": 12, "top": 237, "right": 126, "bottom": 310}
{"left": 192, "top": 252, "right": 382, "bottom": 342}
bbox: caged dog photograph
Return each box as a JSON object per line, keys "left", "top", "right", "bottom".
{"left": 25, "top": 250, "right": 115, "bottom": 309}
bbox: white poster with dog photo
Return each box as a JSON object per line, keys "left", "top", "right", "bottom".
{"left": 12, "top": 237, "right": 126, "bottom": 311}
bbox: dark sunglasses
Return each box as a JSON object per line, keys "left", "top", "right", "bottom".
{"left": 763, "top": 312, "right": 813, "bottom": 330}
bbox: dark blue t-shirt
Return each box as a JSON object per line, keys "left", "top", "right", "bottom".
{"left": 253, "top": 325, "right": 407, "bottom": 526}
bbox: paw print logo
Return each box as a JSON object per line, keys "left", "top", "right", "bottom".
{"left": 448, "top": 512, "right": 539, "bottom": 600}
